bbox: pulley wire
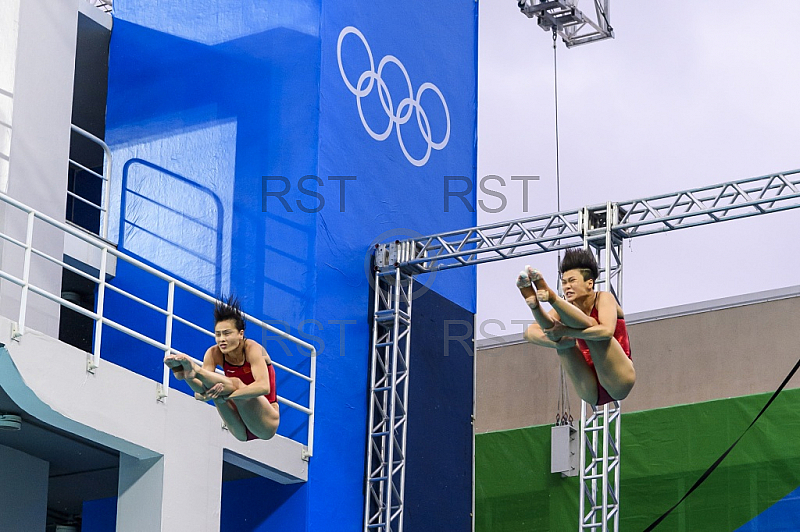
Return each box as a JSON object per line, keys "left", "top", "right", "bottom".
{"left": 552, "top": 29, "right": 572, "bottom": 426}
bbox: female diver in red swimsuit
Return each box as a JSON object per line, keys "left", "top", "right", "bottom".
{"left": 518, "top": 248, "right": 636, "bottom": 406}
{"left": 164, "top": 297, "right": 280, "bottom": 441}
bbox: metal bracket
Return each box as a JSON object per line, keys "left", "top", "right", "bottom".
{"left": 301, "top": 446, "right": 311, "bottom": 461}
{"left": 518, "top": 0, "right": 613, "bottom": 48}
{"left": 374, "top": 240, "right": 429, "bottom": 274}
{"left": 10, "top": 322, "right": 22, "bottom": 342}
{"left": 86, "top": 355, "right": 98, "bottom": 374}
{"left": 581, "top": 203, "right": 626, "bottom": 249}
{"left": 155, "top": 383, "right": 168, "bottom": 402}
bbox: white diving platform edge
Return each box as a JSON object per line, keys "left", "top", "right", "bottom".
{"left": 0, "top": 314, "right": 306, "bottom": 531}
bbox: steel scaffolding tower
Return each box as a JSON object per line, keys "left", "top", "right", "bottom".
{"left": 580, "top": 202, "right": 623, "bottom": 531}
{"left": 580, "top": 400, "right": 621, "bottom": 530}
{"left": 364, "top": 268, "right": 414, "bottom": 531}
{"left": 364, "top": 169, "right": 800, "bottom": 532}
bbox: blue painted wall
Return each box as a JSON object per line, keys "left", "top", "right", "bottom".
{"left": 736, "top": 484, "right": 800, "bottom": 531}
{"left": 103, "top": 0, "right": 477, "bottom": 529}
{"left": 310, "top": 3, "right": 477, "bottom": 528}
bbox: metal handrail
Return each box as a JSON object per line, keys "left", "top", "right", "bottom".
{"left": 68, "top": 124, "right": 112, "bottom": 240}
{"left": 87, "top": 0, "right": 112, "bottom": 14}
{"left": 0, "top": 190, "right": 317, "bottom": 456}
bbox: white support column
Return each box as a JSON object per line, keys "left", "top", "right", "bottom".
{"left": 118, "top": 443, "right": 224, "bottom": 532}
{"left": 117, "top": 455, "right": 165, "bottom": 532}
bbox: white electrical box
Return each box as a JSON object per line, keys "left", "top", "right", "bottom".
{"left": 551, "top": 424, "right": 578, "bottom": 477}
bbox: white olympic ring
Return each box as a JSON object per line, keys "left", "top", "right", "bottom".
{"left": 337, "top": 26, "right": 451, "bottom": 167}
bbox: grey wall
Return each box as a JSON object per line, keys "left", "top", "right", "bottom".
{"left": 0, "top": 443, "right": 49, "bottom": 531}
{"left": 476, "top": 291, "right": 800, "bottom": 433}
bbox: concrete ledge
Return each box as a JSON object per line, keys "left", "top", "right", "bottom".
{"left": 0, "top": 314, "right": 307, "bottom": 483}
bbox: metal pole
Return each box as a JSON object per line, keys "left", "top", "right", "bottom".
{"left": 16, "top": 211, "right": 35, "bottom": 337}
{"left": 307, "top": 344, "right": 317, "bottom": 458}
{"left": 396, "top": 277, "right": 413, "bottom": 531}
{"left": 70, "top": 124, "right": 113, "bottom": 241}
{"left": 89, "top": 246, "right": 108, "bottom": 373}
{"left": 383, "top": 271, "right": 400, "bottom": 529}
{"left": 365, "top": 269, "right": 388, "bottom": 531}
{"left": 158, "top": 280, "right": 175, "bottom": 401}
{"left": 601, "top": 403, "right": 609, "bottom": 532}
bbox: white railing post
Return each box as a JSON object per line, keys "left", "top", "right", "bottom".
{"left": 158, "top": 281, "right": 175, "bottom": 401}
{"left": 305, "top": 347, "right": 317, "bottom": 459}
{"left": 14, "top": 211, "right": 36, "bottom": 339}
{"left": 89, "top": 246, "right": 108, "bottom": 373}
{"left": 101, "top": 144, "right": 112, "bottom": 241}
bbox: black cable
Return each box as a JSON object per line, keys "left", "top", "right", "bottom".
{"left": 551, "top": 29, "right": 570, "bottom": 424}
{"left": 552, "top": 29, "right": 561, "bottom": 214}
{"left": 595, "top": 0, "right": 613, "bottom": 33}
{"left": 644, "top": 355, "right": 800, "bottom": 531}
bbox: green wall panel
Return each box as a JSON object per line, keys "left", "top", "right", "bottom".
{"left": 476, "top": 388, "right": 800, "bottom": 531}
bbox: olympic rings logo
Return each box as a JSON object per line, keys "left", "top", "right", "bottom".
{"left": 336, "top": 26, "right": 451, "bottom": 167}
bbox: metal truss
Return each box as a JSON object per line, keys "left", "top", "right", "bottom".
{"left": 386, "top": 169, "right": 800, "bottom": 275}
{"left": 580, "top": 401, "right": 621, "bottom": 531}
{"left": 518, "top": 0, "right": 613, "bottom": 47}
{"left": 580, "top": 206, "right": 622, "bottom": 531}
{"left": 365, "top": 168, "right": 800, "bottom": 532}
{"left": 365, "top": 268, "right": 413, "bottom": 532}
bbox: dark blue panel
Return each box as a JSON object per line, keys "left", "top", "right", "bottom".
{"left": 404, "top": 284, "right": 474, "bottom": 531}
{"left": 221, "top": 478, "right": 307, "bottom": 532}
{"left": 81, "top": 497, "right": 117, "bottom": 532}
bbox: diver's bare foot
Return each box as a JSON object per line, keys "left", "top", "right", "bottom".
{"left": 164, "top": 355, "right": 187, "bottom": 379}
{"left": 165, "top": 354, "right": 198, "bottom": 381}
{"left": 527, "top": 266, "right": 557, "bottom": 302}
{"left": 516, "top": 269, "right": 539, "bottom": 309}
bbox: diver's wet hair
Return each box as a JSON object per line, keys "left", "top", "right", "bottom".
{"left": 214, "top": 295, "right": 246, "bottom": 331}
{"left": 559, "top": 248, "right": 599, "bottom": 281}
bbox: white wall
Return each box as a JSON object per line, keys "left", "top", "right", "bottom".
{"left": 0, "top": 443, "right": 49, "bottom": 531}
{"left": 0, "top": 0, "right": 80, "bottom": 337}
{"left": 0, "top": 0, "right": 19, "bottom": 192}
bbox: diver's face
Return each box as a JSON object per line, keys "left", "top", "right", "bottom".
{"left": 215, "top": 319, "right": 243, "bottom": 353}
{"left": 561, "top": 269, "right": 593, "bottom": 302}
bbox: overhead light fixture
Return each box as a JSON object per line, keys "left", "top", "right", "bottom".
{"left": 0, "top": 414, "right": 22, "bottom": 431}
